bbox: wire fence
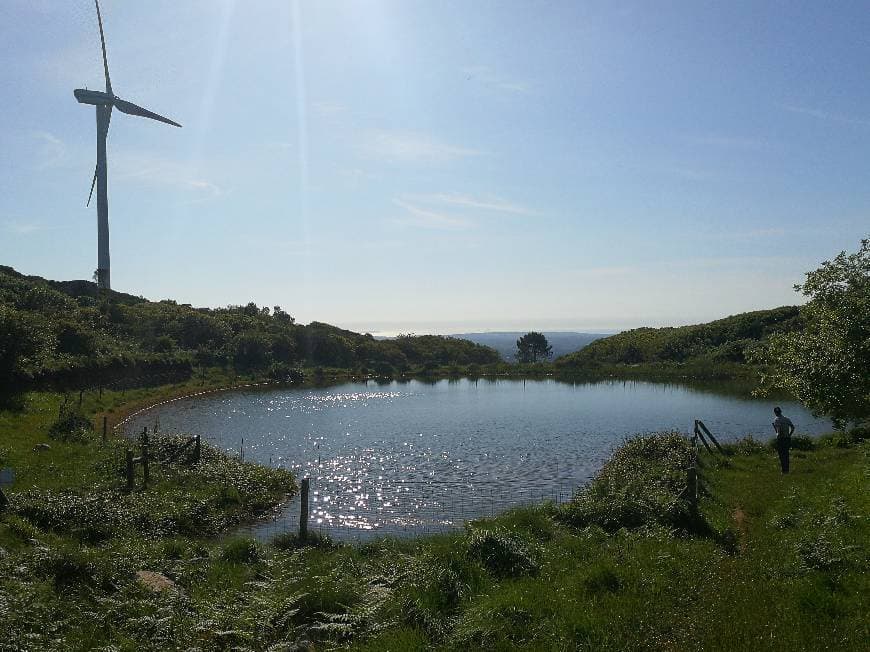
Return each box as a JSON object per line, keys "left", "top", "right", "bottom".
{"left": 238, "top": 475, "right": 576, "bottom": 543}
{"left": 124, "top": 425, "right": 582, "bottom": 543}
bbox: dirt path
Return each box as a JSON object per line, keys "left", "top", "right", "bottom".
{"left": 731, "top": 506, "right": 749, "bottom": 552}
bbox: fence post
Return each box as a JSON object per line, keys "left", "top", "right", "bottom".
{"left": 697, "top": 420, "right": 725, "bottom": 454}
{"left": 687, "top": 465, "right": 697, "bottom": 509}
{"left": 299, "top": 477, "right": 310, "bottom": 540}
{"left": 141, "top": 427, "right": 150, "bottom": 488}
{"left": 126, "top": 449, "right": 134, "bottom": 490}
{"left": 194, "top": 435, "right": 201, "bottom": 463}
{"left": 102, "top": 416, "right": 107, "bottom": 444}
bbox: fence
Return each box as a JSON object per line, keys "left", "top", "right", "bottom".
{"left": 124, "top": 427, "right": 201, "bottom": 490}
{"left": 684, "top": 419, "right": 725, "bottom": 513}
{"left": 240, "top": 474, "right": 576, "bottom": 544}
{"left": 132, "top": 418, "right": 724, "bottom": 543}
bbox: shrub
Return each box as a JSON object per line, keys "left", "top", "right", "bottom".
{"left": 789, "top": 435, "right": 816, "bottom": 451}
{"left": 47, "top": 411, "right": 92, "bottom": 442}
{"left": 795, "top": 534, "right": 843, "bottom": 572}
{"left": 271, "top": 531, "right": 336, "bottom": 551}
{"left": 846, "top": 424, "right": 869, "bottom": 442}
{"left": 466, "top": 528, "right": 538, "bottom": 578}
{"left": 557, "top": 432, "right": 699, "bottom": 533}
{"left": 583, "top": 565, "right": 623, "bottom": 594}
{"left": 221, "top": 537, "right": 261, "bottom": 563}
{"left": 161, "top": 539, "right": 189, "bottom": 560}
{"left": 724, "top": 436, "right": 768, "bottom": 456}
{"left": 4, "top": 514, "right": 43, "bottom": 542}
{"left": 45, "top": 547, "right": 95, "bottom": 589}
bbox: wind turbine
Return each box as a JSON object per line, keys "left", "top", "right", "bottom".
{"left": 74, "top": 0, "right": 181, "bottom": 290}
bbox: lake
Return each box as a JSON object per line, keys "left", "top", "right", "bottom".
{"left": 126, "top": 378, "right": 831, "bottom": 540}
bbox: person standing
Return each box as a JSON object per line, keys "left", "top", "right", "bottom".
{"left": 772, "top": 407, "right": 795, "bottom": 474}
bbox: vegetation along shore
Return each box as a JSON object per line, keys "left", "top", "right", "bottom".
{"left": 0, "top": 384, "right": 866, "bottom": 649}
{"left": 0, "top": 241, "right": 867, "bottom": 649}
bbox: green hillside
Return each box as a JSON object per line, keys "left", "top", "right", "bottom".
{"left": 555, "top": 306, "right": 803, "bottom": 374}
{"left": 0, "top": 266, "right": 499, "bottom": 390}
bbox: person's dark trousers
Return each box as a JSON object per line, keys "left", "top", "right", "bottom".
{"left": 776, "top": 438, "right": 790, "bottom": 474}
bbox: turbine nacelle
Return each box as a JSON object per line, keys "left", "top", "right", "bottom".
{"left": 74, "top": 89, "right": 113, "bottom": 106}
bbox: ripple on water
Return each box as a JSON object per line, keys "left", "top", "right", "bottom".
{"left": 128, "top": 378, "right": 832, "bottom": 540}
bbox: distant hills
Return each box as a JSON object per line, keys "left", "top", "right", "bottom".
{"left": 0, "top": 266, "right": 500, "bottom": 389}
{"left": 450, "top": 332, "right": 609, "bottom": 362}
{"left": 555, "top": 307, "right": 802, "bottom": 374}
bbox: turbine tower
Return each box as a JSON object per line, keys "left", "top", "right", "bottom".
{"left": 74, "top": 0, "right": 181, "bottom": 290}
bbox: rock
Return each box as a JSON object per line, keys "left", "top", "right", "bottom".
{"left": 136, "top": 570, "right": 176, "bottom": 593}
{"left": 32, "top": 443, "right": 51, "bottom": 452}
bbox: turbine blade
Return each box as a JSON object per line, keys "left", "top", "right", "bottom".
{"left": 89, "top": 106, "right": 112, "bottom": 207}
{"left": 114, "top": 98, "right": 182, "bottom": 128}
{"left": 95, "top": 0, "right": 112, "bottom": 96}
{"left": 86, "top": 166, "right": 98, "bottom": 207}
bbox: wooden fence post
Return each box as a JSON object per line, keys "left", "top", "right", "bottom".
{"left": 141, "top": 427, "right": 150, "bottom": 488}
{"left": 299, "top": 477, "right": 310, "bottom": 540}
{"left": 687, "top": 465, "right": 697, "bottom": 507}
{"left": 697, "top": 420, "right": 725, "bottom": 454}
{"left": 194, "top": 435, "right": 201, "bottom": 463}
{"left": 102, "top": 416, "right": 107, "bottom": 444}
{"left": 126, "top": 449, "right": 134, "bottom": 490}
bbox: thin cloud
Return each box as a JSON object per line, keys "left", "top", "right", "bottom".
{"left": 661, "top": 254, "right": 800, "bottom": 271}
{"left": 339, "top": 167, "right": 380, "bottom": 188}
{"left": 660, "top": 165, "right": 709, "bottom": 181}
{"left": 568, "top": 266, "right": 635, "bottom": 278}
{"left": 362, "top": 130, "right": 483, "bottom": 163}
{"left": 411, "top": 192, "right": 533, "bottom": 215}
{"left": 463, "top": 66, "right": 529, "bottom": 94}
{"left": 113, "top": 152, "right": 224, "bottom": 202}
{"left": 312, "top": 101, "right": 346, "bottom": 117}
{"left": 32, "top": 131, "right": 66, "bottom": 168}
{"left": 721, "top": 227, "right": 786, "bottom": 240}
{"left": 689, "top": 134, "right": 768, "bottom": 150}
{"left": 780, "top": 103, "right": 870, "bottom": 128}
{"left": 392, "top": 199, "right": 471, "bottom": 230}
{"left": 2, "top": 220, "right": 45, "bottom": 235}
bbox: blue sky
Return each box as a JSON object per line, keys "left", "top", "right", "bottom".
{"left": 0, "top": 1, "right": 867, "bottom": 334}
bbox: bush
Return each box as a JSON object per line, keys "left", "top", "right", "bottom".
{"left": 847, "top": 424, "right": 869, "bottom": 440}
{"left": 271, "top": 531, "right": 336, "bottom": 551}
{"left": 789, "top": 435, "right": 816, "bottom": 451}
{"left": 161, "top": 539, "right": 189, "bottom": 560}
{"left": 795, "top": 534, "right": 844, "bottom": 572}
{"left": 45, "top": 547, "right": 95, "bottom": 589}
{"left": 4, "top": 514, "right": 43, "bottom": 542}
{"left": 723, "top": 436, "right": 768, "bottom": 456}
{"left": 583, "top": 565, "right": 623, "bottom": 594}
{"left": 558, "top": 432, "right": 699, "bottom": 533}
{"left": 47, "top": 411, "right": 92, "bottom": 442}
{"left": 466, "top": 528, "right": 538, "bottom": 578}
{"left": 221, "top": 537, "right": 261, "bottom": 563}
{"left": 268, "top": 363, "right": 304, "bottom": 383}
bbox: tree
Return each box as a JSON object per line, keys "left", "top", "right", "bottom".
{"left": 233, "top": 332, "right": 272, "bottom": 369}
{"left": 516, "top": 332, "right": 553, "bottom": 363}
{"left": 753, "top": 239, "right": 869, "bottom": 428}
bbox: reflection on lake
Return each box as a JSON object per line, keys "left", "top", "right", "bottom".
{"left": 127, "top": 378, "right": 830, "bottom": 540}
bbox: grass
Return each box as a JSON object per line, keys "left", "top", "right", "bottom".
{"left": 0, "top": 383, "right": 867, "bottom": 650}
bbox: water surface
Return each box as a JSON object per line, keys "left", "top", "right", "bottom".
{"left": 128, "top": 378, "right": 829, "bottom": 540}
